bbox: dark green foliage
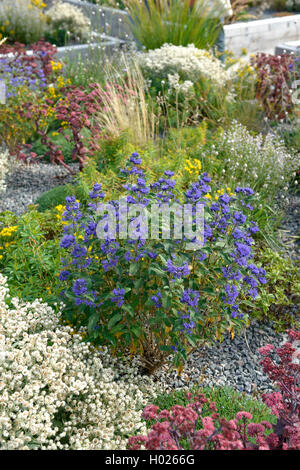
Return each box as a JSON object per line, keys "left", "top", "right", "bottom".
{"left": 153, "top": 385, "right": 276, "bottom": 424}
{"left": 35, "top": 184, "right": 76, "bottom": 212}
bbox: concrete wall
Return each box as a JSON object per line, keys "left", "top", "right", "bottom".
{"left": 54, "top": 1, "right": 300, "bottom": 56}
{"left": 55, "top": 37, "right": 123, "bottom": 62}
{"left": 50, "top": 0, "right": 133, "bottom": 40}
{"left": 225, "top": 15, "right": 300, "bottom": 56}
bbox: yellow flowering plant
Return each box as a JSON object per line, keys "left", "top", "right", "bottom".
{"left": 0, "top": 207, "right": 66, "bottom": 302}
{"left": 0, "top": 226, "right": 18, "bottom": 261}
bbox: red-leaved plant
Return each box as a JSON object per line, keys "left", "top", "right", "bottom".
{"left": 19, "top": 83, "right": 104, "bottom": 172}
{"left": 128, "top": 330, "right": 300, "bottom": 450}
{"left": 19, "top": 82, "right": 134, "bottom": 172}
{"left": 252, "top": 53, "right": 298, "bottom": 121}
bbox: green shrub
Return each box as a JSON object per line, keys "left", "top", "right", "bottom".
{"left": 45, "top": 0, "right": 91, "bottom": 47}
{"left": 139, "top": 44, "right": 231, "bottom": 128}
{"left": 276, "top": 123, "right": 300, "bottom": 155}
{"left": 0, "top": 208, "right": 64, "bottom": 303}
{"left": 58, "top": 153, "right": 268, "bottom": 374}
{"left": 35, "top": 184, "right": 77, "bottom": 212}
{"left": 250, "top": 248, "right": 300, "bottom": 331}
{"left": 153, "top": 386, "right": 277, "bottom": 425}
{"left": 31, "top": 131, "right": 75, "bottom": 165}
{"left": 125, "top": 0, "right": 223, "bottom": 51}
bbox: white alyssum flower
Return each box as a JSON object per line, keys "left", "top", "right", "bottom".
{"left": 211, "top": 121, "right": 300, "bottom": 196}
{"left": 138, "top": 43, "right": 230, "bottom": 95}
{"left": 0, "top": 275, "right": 160, "bottom": 450}
{"left": 167, "top": 73, "right": 194, "bottom": 95}
{"left": 46, "top": 1, "right": 91, "bottom": 42}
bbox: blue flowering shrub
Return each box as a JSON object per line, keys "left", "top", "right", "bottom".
{"left": 59, "top": 153, "right": 267, "bottom": 374}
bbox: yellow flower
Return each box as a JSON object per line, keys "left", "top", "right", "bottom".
{"left": 0, "top": 226, "right": 18, "bottom": 237}
{"left": 31, "top": 0, "right": 47, "bottom": 9}
{"left": 51, "top": 61, "right": 63, "bottom": 72}
{"left": 184, "top": 158, "right": 202, "bottom": 176}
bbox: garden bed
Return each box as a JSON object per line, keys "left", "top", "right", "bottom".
{"left": 0, "top": 0, "right": 299, "bottom": 452}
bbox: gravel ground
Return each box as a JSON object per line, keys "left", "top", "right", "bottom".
{"left": 0, "top": 161, "right": 78, "bottom": 215}
{"left": 278, "top": 190, "right": 300, "bottom": 262}
{"left": 152, "top": 320, "right": 292, "bottom": 394}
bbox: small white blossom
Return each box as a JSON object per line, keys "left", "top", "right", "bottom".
{"left": 0, "top": 275, "right": 160, "bottom": 450}
{"left": 46, "top": 1, "right": 91, "bottom": 43}
{"left": 138, "top": 44, "right": 231, "bottom": 96}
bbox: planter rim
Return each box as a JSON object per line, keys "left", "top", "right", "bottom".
{"left": 0, "top": 35, "right": 122, "bottom": 59}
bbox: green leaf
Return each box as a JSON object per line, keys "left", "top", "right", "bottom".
{"left": 108, "top": 313, "right": 123, "bottom": 329}
{"left": 88, "top": 313, "right": 99, "bottom": 333}
{"left": 129, "top": 263, "right": 139, "bottom": 276}
{"left": 122, "top": 304, "right": 135, "bottom": 317}
{"left": 131, "top": 325, "right": 142, "bottom": 338}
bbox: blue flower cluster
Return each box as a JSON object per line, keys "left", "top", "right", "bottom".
{"left": 166, "top": 259, "right": 190, "bottom": 280}
{"left": 111, "top": 288, "right": 126, "bottom": 307}
{"left": 58, "top": 152, "right": 267, "bottom": 349}
{"left": 152, "top": 291, "right": 162, "bottom": 309}
{"left": 0, "top": 57, "right": 47, "bottom": 98}
{"left": 182, "top": 174, "right": 267, "bottom": 319}
{"left": 180, "top": 312, "right": 196, "bottom": 337}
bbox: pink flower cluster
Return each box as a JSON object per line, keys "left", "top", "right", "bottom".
{"left": 128, "top": 330, "right": 300, "bottom": 450}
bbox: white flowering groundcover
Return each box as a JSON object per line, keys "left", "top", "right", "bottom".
{"left": 215, "top": 122, "right": 300, "bottom": 195}
{"left": 138, "top": 44, "right": 231, "bottom": 95}
{"left": 0, "top": 274, "right": 159, "bottom": 450}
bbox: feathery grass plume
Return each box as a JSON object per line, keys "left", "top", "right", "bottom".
{"left": 97, "top": 56, "right": 156, "bottom": 146}
{"left": 124, "top": 0, "right": 225, "bottom": 51}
